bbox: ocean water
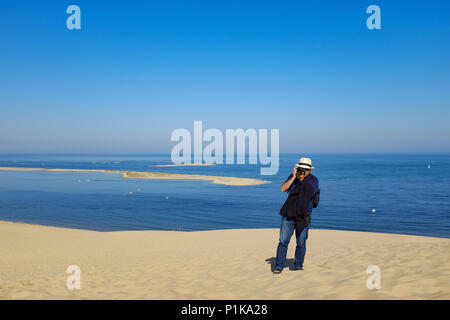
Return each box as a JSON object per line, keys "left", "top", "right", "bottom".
{"left": 0, "top": 154, "right": 449, "bottom": 238}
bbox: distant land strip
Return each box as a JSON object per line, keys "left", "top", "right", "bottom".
{"left": 154, "top": 163, "right": 215, "bottom": 167}
{"left": 0, "top": 167, "right": 270, "bottom": 186}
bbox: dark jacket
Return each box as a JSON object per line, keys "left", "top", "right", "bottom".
{"left": 280, "top": 174, "right": 317, "bottom": 236}
{"left": 284, "top": 173, "right": 319, "bottom": 212}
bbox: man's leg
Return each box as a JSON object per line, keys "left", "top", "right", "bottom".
{"left": 293, "top": 224, "right": 309, "bottom": 270}
{"left": 275, "top": 217, "right": 295, "bottom": 271}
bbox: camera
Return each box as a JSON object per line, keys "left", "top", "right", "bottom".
{"left": 296, "top": 167, "right": 307, "bottom": 175}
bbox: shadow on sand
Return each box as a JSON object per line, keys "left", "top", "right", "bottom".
{"left": 265, "top": 257, "right": 297, "bottom": 272}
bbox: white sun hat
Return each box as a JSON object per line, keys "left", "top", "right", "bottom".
{"left": 295, "top": 157, "right": 315, "bottom": 170}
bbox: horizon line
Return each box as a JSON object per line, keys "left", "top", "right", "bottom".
{"left": 0, "top": 152, "right": 449, "bottom": 156}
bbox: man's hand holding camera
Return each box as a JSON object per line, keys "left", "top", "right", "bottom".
{"left": 282, "top": 166, "right": 309, "bottom": 192}
{"left": 296, "top": 167, "right": 307, "bottom": 181}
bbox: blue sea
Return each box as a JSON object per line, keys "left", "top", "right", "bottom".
{"left": 0, "top": 154, "right": 449, "bottom": 238}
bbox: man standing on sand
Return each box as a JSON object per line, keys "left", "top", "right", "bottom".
{"left": 273, "top": 157, "right": 319, "bottom": 274}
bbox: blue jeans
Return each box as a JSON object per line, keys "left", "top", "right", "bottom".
{"left": 275, "top": 216, "right": 310, "bottom": 270}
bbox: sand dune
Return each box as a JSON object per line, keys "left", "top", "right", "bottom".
{"left": 0, "top": 167, "right": 269, "bottom": 186}
{"left": 0, "top": 221, "right": 448, "bottom": 300}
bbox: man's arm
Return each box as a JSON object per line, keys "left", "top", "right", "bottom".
{"left": 281, "top": 169, "right": 297, "bottom": 192}
{"left": 311, "top": 177, "right": 319, "bottom": 194}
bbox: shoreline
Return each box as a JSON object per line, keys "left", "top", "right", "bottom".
{"left": 0, "top": 166, "right": 270, "bottom": 186}
{"left": 154, "top": 163, "right": 215, "bottom": 167}
{"left": 0, "top": 219, "right": 448, "bottom": 240}
{"left": 1, "top": 220, "right": 449, "bottom": 299}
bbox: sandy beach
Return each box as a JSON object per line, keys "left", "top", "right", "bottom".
{"left": 0, "top": 220, "right": 448, "bottom": 300}
{"left": 0, "top": 167, "right": 269, "bottom": 186}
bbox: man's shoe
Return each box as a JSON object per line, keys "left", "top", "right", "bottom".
{"left": 293, "top": 267, "right": 303, "bottom": 271}
{"left": 273, "top": 268, "right": 282, "bottom": 274}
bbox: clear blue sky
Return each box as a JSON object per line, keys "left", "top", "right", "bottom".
{"left": 1, "top": 0, "right": 449, "bottom": 153}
